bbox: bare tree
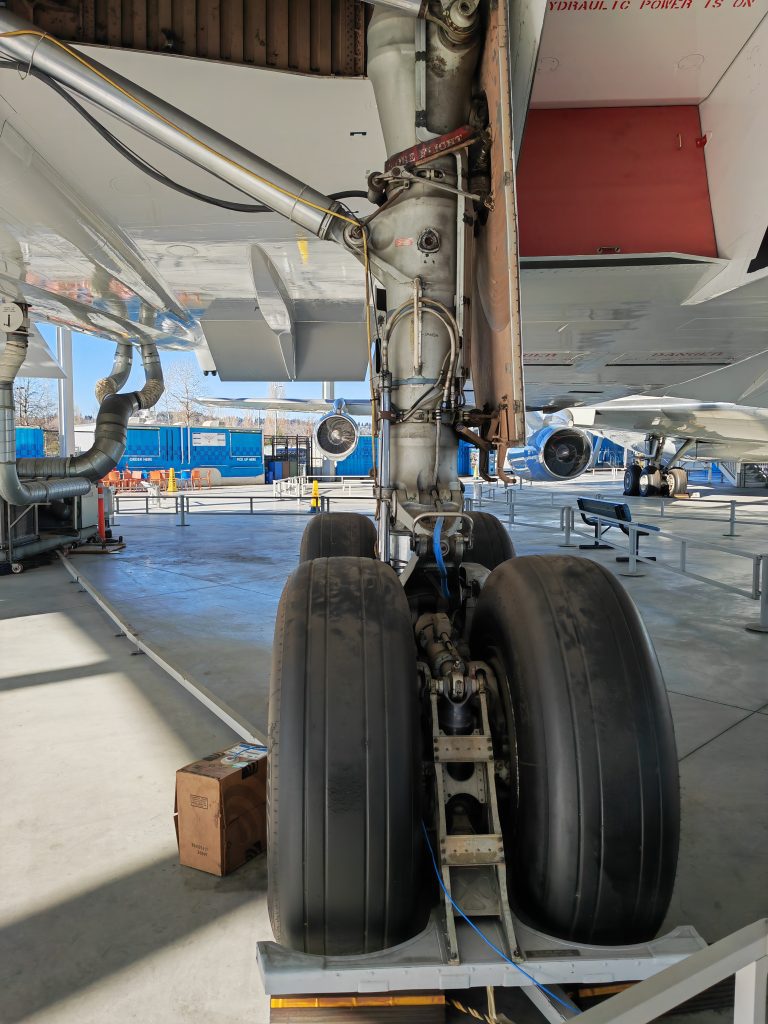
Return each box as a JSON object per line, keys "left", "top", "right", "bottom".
{"left": 162, "top": 360, "right": 209, "bottom": 425}
{"left": 13, "top": 378, "right": 57, "bottom": 427}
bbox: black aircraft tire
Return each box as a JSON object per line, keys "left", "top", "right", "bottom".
{"left": 639, "top": 469, "right": 662, "bottom": 497}
{"left": 471, "top": 555, "right": 680, "bottom": 945}
{"left": 268, "top": 556, "right": 424, "bottom": 955}
{"left": 299, "top": 511, "right": 377, "bottom": 560}
{"left": 466, "top": 512, "right": 516, "bottom": 570}
{"left": 667, "top": 468, "right": 688, "bottom": 497}
{"left": 623, "top": 464, "right": 642, "bottom": 496}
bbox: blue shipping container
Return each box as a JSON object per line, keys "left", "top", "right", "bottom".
{"left": 336, "top": 436, "right": 377, "bottom": 477}
{"left": 116, "top": 425, "right": 264, "bottom": 479}
{"left": 15, "top": 427, "right": 45, "bottom": 458}
{"left": 337, "top": 436, "right": 474, "bottom": 477}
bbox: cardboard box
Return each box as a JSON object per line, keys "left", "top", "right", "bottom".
{"left": 174, "top": 742, "right": 267, "bottom": 876}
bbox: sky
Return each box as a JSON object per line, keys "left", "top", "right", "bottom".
{"left": 35, "top": 323, "right": 368, "bottom": 418}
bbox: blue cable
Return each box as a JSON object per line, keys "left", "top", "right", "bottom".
{"left": 433, "top": 516, "right": 450, "bottom": 599}
{"left": 420, "top": 822, "right": 580, "bottom": 1015}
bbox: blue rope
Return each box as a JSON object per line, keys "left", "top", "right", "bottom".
{"left": 421, "top": 822, "right": 579, "bottom": 1015}
{"left": 433, "top": 516, "right": 450, "bottom": 598}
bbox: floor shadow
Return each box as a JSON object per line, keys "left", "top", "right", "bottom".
{"left": 0, "top": 660, "right": 114, "bottom": 693}
{"left": 0, "top": 853, "right": 267, "bottom": 1022}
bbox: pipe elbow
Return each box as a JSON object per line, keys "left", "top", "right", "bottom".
{"left": 95, "top": 341, "right": 134, "bottom": 403}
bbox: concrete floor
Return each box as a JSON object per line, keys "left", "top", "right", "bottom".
{"left": 1, "top": 477, "right": 766, "bottom": 1022}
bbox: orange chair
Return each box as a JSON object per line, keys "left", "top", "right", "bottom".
{"left": 148, "top": 470, "right": 165, "bottom": 490}
{"left": 131, "top": 471, "right": 144, "bottom": 490}
{"left": 190, "top": 468, "right": 203, "bottom": 489}
{"left": 106, "top": 470, "right": 122, "bottom": 490}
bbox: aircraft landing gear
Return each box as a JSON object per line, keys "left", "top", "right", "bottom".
{"left": 267, "top": 527, "right": 681, "bottom": 954}
{"left": 625, "top": 437, "right": 693, "bottom": 497}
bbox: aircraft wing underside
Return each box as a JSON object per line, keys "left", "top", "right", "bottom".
{"left": 0, "top": 3, "right": 767, "bottom": 401}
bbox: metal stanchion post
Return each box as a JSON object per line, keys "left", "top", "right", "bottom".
{"left": 746, "top": 555, "right": 768, "bottom": 633}
{"left": 508, "top": 493, "right": 515, "bottom": 525}
{"left": 660, "top": 497, "right": 665, "bottom": 517}
{"left": 618, "top": 524, "right": 644, "bottom": 577}
{"left": 177, "top": 493, "right": 188, "bottom": 527}
{"left": 629, "top": 525, "right": 638, "bottom": 574}
{"left": 724, "top": 501, "right": 739, "bottom": 537}
{"left": 680, "top": 540, "right": 687, "bottom": 574}
{"left": 250, "top": 497, "right": 254, "bottom": 514}
{"left": 145, "top": 494, "right": 149, "bottom": 514}
{"left": 559, "top": 506, "right": 575, "bottom": 548}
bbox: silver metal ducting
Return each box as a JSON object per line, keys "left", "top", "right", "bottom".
{"left": 0, "top": 325, "right": 92, "bottom": 503}
{"left": 0, "top": 320, "right": 164, "bottom": 505}
{"left": 16, "top": 342, "right": 164, "bottom": 483}
{"left": 95, "top": 342, "right": 133, "bottom": 403}
{"left": 0, "top": 11, "right": 347, "bottom": 244}
{"left": 0, "top": 384, "right": 90, "bottom": 503}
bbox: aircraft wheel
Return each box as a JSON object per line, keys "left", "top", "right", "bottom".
{"left": 623, "top": 464, "right": 642, "bottom": 496}
{"left": 666, "top": 468, "right": 688, "bottom": 497}
{"left": 268, "top": 556, "right": 425, "bottom": 954}
{"left": 466, "top": 511, "right": 515, "bottom": 569}
{"left": 470, "top": 555, "right": 679, "bottom": 944}
{"left": 10, "top": 562, "right": 23, "bottom": 574}
{"left": 299, "top": 511, "right": 376, "bottom": 560}
{"left": 639, "top": 468, "right": 661, "bottom": 497}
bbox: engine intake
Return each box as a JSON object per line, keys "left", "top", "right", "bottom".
{"left": 506, "top": 426, "right": 593, "bottom": 482}
{"left": 314, "top": 411, "right": 359, "bottom": 461}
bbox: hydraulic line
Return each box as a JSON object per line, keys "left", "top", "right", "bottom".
{"left": 0, "top": 61, "right": 369, "bottom": 216}
{"left": 0, "top": 16, "right": 356, "bottom": 240}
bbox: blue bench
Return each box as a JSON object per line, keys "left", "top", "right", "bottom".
{"left": 576, "top": 497, "right": 659, "bottom": 563}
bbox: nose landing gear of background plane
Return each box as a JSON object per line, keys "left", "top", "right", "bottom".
{"left": 266, "top": 515, "right": 680, "bottom": 957}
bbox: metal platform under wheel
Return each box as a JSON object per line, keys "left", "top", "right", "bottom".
{"left": 257, "top": 911, "right": 707, "bottom": 996}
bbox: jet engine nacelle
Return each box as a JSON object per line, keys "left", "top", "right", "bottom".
{"left": 506, "top": 426, "right": 593, "bottom": 482}
{"left": 314, "top": 411, "right": 359, "bottom": 461}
